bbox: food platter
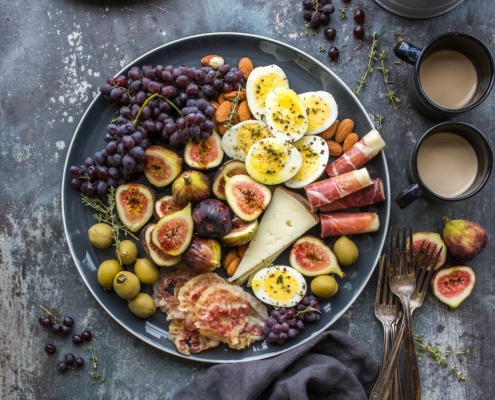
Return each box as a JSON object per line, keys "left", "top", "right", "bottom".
{"left": 62, "top": 32, "right": 390, "bottom": 363}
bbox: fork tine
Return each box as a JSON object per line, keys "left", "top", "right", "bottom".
{"left": 414, "top": 240, "right": 426, "bottom": 274}
{"left": 415, "top": 243, "right": 433, "bottom": 291}
{"left": 418, "top": 246, "right": 442, "bottom": 293}
{"left": 408, "top": 226, "right": 413, "bottom": 274}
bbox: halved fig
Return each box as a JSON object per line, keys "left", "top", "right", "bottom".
{"left": 192, "top": 199, "right": 232, "bottom": 238}
{"left": 115, "top": 183, "right": 155, "bottom": 232}
{"left": 224, "top": 174, "right": 271, "bottom": 222}
{"left": 212, "top": 160, "right": 248, "bottom": 200}
{"left": 154, "top": 195, "right": 184, "bottom": 219}
{"left": 141, "top": 223, "right": 182, "bottom": 267}
{"left": 406, "top": 232, "right": 447, "bottom": 270}
{"left": 151, "top": 204, "right": 194, "bottom": 256}
{"left": 144, "top": 146, "right": 182, "bottom": 187}
{"left": 219, "top": 217, "right": 258, "bottom": 247}
{"left": 184, "top": 131, "right": 224, "bottom": 170}
{"left": 172, "top": 170, "right": 212, "bottom": 207}
{"left": 289, "top": 236, "right": 344, "bottom": 277}
{"left": 431, "top": 265, "right": 476, "bottom": 309}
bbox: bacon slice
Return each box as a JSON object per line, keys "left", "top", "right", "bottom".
{"left": 319, "top": 178, "right": 386, "bottom": 212}
{"left": 320, "top": 212, "right": 380, "bottom": 238}
{"left": 325, "top": 130, "right": 386, "bottom": 177}
{"left": 168, "top": 319, "right": 219, "bottom": 356}
{"left": 304, "top": 168, "right": 372, "bottom": 210}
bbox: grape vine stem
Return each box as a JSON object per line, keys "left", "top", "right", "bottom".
{"left": 133, "top": 94, "right": 182, "bottom": 125}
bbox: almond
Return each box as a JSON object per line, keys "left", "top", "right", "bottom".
{"left": 226, "top": 258, "right": 242, "bottom": 277}
{"left": 343, "top": 133, "right": 359, "bottom": 152}
{"left": 335, "top": 119, "right": 354, "bottom": 143}
{"left": 209, "top": 101, "right": 220, "bottom": 110}
{"left": 236, "top": 243, "right": 249, "bottom": 258}
{"left": 326, "top": 140, "right": 343, "bottom": 157}
{"left": 238, "top": 57, "right": 254, "bottom": 79}
{"left": 224, "top": 91, "right": 246, "bottom": 101}
{"left": 319, "top": 120, "right": 339, "bottom": 140}
{"left": 218, "top": 93, "right": 227, "bottom": 104}
{"left": 224, "top": 249, "right": 239, "bottom": 269}
{"left": 215, "top": 121, "right": 228, "bottom": 136}
{"left": 237, "top": 101, "right": 251, "bottom": 121}
{"left": 215, "top": 101, "right": 232, "bottom": 123}
{"left": 201, "top": 54, "right": 222, "bottom": 66}
{"left": 232, "top": 111, "right": 239, "bottom": 125}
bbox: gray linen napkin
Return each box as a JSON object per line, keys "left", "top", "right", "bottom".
{"left": 173, "top": 331, "right": 379, "bottom": 400}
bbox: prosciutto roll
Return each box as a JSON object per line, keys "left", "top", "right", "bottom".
{"left": 320, "top": 212, "right": 380, "bottom": 238}
{"left": 319, "top": 178, "right": 386, "bottom": 212}
{"left": 304, "top": 168, "right": 372, "bottom": 210}
{"left": 325, "top": 129, "right": 386, "bottom": 177}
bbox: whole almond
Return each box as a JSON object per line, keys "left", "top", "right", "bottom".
{"left": 209, "top": 101, "right": 220, "bottom": 110}
{"left": 218, "top": 93, "right": 227, "bottom": 104}
{"left": 215, "top": 101, "right": 231, "bottom": 123}
{"left": 226, "top": 258, "right": 242, "bottom": 277}
{"left": 326, "top": 140, "right": 343, "bottom": 157}
{"left": 335, "top": 119, "right": 354, "bottom": 143}
{"left": 215, "top": 121, "right": 228, "bottom": 135}
{"left": 343, "top": 133, "right": 359, "bottom": 152}
{"left": 224, "top": 249, "right": 239, "bottom": 269}
{"left": 232, "top": 111, "right": 240, "bottom": 125}
{"left": 201, "top": 54, "right": 221, "bottom": 66}
{"left": 319, "top": 120, "right": 339, "bottom": 140}
{"left": 237, "top": 101, "right": 251, "bottom": 121}
{"left": 236, "top": 243, "right": 249, "bottom": 258}
{"left": 224, "top": 91, "right": 246, "bottom": 101}
{"left": 238, "top": 57, "right": 254, "bottom": 79}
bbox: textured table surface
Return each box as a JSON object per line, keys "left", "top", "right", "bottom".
{"left": 1, "top": 0, "right": 494, "bottom": 399}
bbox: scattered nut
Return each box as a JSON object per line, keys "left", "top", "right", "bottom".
{"left": 224, "top": 91, "right": 246, "bottom": 101}
{"left": 209, "top": 101, "right": 220, "bottom": 110}
{"left": 215, "top": 121, "right": 228, "bottom": 135}
{"left": 215, "top": 101, "right": 232, "bottom": 123}
{"left": 238, "top": 57, "right": 254, "bottom": 79}
{"left": 335, "top": 119, "right": 354, "bottom": 143}
{"left": 201, "top": 55, "right": 223, "bottom": 68}
{"left": 237, "top": 101, "right": 251, "bottom": 121}
{"left": 226, "top": 258, "right": 241, "bottom": 277}
{"left": 326, "top": 140, "right": 343, "bottom": 157}
{"left": 319, "top": 120, "right": 339, "bottom": 140}
{"left": 218, "top": 93, "right": 227, "bottom": 104}
{"left": 236, "top": 244, "right": 249, "bottom": 258}
{"left": 343, "top": 133, "right": 359, "bottom": 152}
{"left": 224, "top": 249, "right": 239, "bottom": 269}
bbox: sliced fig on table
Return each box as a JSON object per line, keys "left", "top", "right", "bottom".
{"left": 224, "top": 174, "right": 271, "bottom": 222}
{"left": 172, "top": 170, "right": 211, "bottom": 207}
{"left": 212, "top": 160, "right": 248, "bottom": 200}
{"left": 184, "top": 131, "right": 224, "bottom": 170}
{"left": 289, "top": 236, "right": 344, "bottom": 277}
{"left": 431, "top": 265, "right": 476, "bottom": 309}
{"left": 115, "top": 183, "right": 155, "bottom": 232}
{"left": 144, "top": 146, "right": 182, "bottom": 187}
{"left": 182, "top": 236, "right": 222, "bottom": 274}
{"left": 219, "top": 217, "right": 258, "bottom": 247}
{"left": 154, "top": 195, "right": 184, "bottom": 220}
{"left": 141, "top": 223, "right": 182, "bottom": 267}
{"left": 192, "top": 199, "right": 232, "bottom": 238}
{"left": 406, "top": 232, "right": 447, "bottom": 270}
{"left": 151, "top": 204, "right": 194, "bottom": 256}
{"left": 442, "top": 217, "right": 488, "bottom": 263}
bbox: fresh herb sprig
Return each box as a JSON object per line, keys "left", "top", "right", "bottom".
{"left": 354, "top": 31, "right": 378, "bottom": 97}
{"left": 224, "top": 88, "right": 242, "bottom": 130}
{"left": 376, "top": 115, "right": 385, "bottom": 133}
{"left": 377, "top": 50, "right": 401, "bottom": 110}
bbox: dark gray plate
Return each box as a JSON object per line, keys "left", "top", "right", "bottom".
{"left": 374, "top": 0, "right": 463, "bottom": 19}
{"left": 62, "top": 33, "right": 391, "bottom": 363}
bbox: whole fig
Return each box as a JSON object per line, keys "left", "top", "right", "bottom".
{"left": 193, "top": 199, "right": 232, "bottom": 238}
{"left": 442, "top": 217, "right": 487, "bottom": 263}
{"left": 172, "top": 170, "right": 211, "bottom": 207}
{"left": 183, "top": 236, "right": 221, "bottom": 273}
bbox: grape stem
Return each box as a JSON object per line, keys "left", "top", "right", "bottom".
{"left": 39, "top": 305, "right": 61, "bottom": 322}
{"left": 295, "top": 307, "right": 321, "bottom": 316}
{"left": 132, "top": 94, "right": 182, "bottom": 125}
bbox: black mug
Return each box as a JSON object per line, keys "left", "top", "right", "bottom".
{"left": 394, "top": 32, "right": 494, "bottom": 120}
{"left": 394, "top": 122, "right": 493, "bottom": 209}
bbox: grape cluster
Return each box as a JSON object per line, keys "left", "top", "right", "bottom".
{"left": 39, "top": 315, "right": 74, "bottom": 336}
{"left": 302, "top": 0, "right": 335, "bottom": 29}
{"left": 262, "top": 295, "right": 320, "bottom": 345}
{"left": 69, "top": 63, "right": 244, "bottom": 197}
{"left": 57, "top": 353, "right": 85, "bottom": 373}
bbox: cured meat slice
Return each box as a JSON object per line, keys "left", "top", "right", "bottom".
{"left": 318, "top": 178, "right": 386, "bottom": 212}
{"left": 304, "top": 168, "right": 372, "bottom": 210}
{"left": 325, "top": 129, "right": 386, "bottom": 177}
{"left": 320, "top": 212, "right": 380, "bottom": 238}
{"left": 168, "top": 319, "right": 219, "bottom": 356}
{"left": 152, "top": 263, "right": 197, "bottom": 320}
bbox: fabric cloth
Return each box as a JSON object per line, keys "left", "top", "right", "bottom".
{"left": 173, "top": 331, "right": 379, "bottom": 400}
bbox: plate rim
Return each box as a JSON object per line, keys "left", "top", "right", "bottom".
{"left": 61, "top": 32, "right": 391, "bottom": 363}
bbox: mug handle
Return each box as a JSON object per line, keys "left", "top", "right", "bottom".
{"left": 393, "top": 41, "right": 423, "bottom": 65}
{"left": 394, "top": 183, "right": 425, "bottom": 209}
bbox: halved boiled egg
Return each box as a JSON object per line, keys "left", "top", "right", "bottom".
{"left": 245, "top": 137, "right": 302, "bottom": 185}
{"left": 221, "top": 120, "right": 272, "bottom": 161}
{"left": 251, "top": 265, "right": 307, "bottom": 308}
{"left": 246, "top": 65, "right": 289, "bottom": 121}
{"left": 299, "top": 91, "right": 338, "bottom": 135}
{"left": 265, "top": 87, "right": 308, "bottom": 142}
{"left": 285, "top": 135, "right": 329, "bottom": 189}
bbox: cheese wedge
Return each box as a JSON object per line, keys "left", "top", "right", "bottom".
{"left": 229, "top": 187, "right": 319, "bottom": 284}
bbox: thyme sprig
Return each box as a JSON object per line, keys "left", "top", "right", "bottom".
{"left": 223, "top": 88, "right": 242, "bottom": 130}
{"left": 339, "top": 7, "right": 348, "bottom": 20}
{"left": 354, "top": 31, "right": 378, "bottom": 97}
{"left": 377, "top": 50, "right": 401, "bottom": 110}
{"left": 87, "top": 345, "right": 98, "bottom": 369}
{"left": 376, "top": 115, "right": 385, "bottom": 133}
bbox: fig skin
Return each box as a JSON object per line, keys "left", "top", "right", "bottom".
{"left": 151, "top": 204, "right": 194, "bottom": 256}
{"left": 431, "top": 265, "right": 476, "bottom": 309}
{"left": 144, "top": 146, "right": 182, "bottom": 188}
{"left": 219, "top": 217, "right": 258, "bottom": 247}
{"left": 212, "top": 160, "right": 248, "bottom": 200}
{"left": 172, "top": 171, "right": 212, "bottom": 207}
{"left": 154, "top": 195, "right": 184, "bottom": 220}
{"left": 442, "top": 217, "right": 487, "bottom": 263}
{"left": 193, "top": 199, "right": 232, "bottom": 238}
{"left": 406, "top": 232, "right": 446, "bottom": 270}
{"left": 115, "top": 183, "right": 155, "bottom": 232}
{"left": 183, "top": 236, "right": 221, "bottom": 273}
{"left": 184, "top": 131, "right": 224, "bottom": 170}
{"left": 141, "top": 223, "right": 182, "bottom": 267}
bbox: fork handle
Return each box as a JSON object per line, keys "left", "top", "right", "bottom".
{"left": 402, "top": 302, "right": 421, "bottom": 400}
{"left": 391, "top": 321, "right": 404, "bottom": 400}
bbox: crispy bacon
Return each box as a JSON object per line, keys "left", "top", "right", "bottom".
{"left": 168, "top": 319, "right": 219, "bottom": 356}
{"left": 320, "top": 212, "right": 380, "bottom": 238}
{"left": 304, "top": 168, "right": 373, "bottom": 210}
{"left": 325, "top": 129, "right": 386, "bottom": 177}
{"left": 318, "top": 178, "right": 385, "bottom": 212}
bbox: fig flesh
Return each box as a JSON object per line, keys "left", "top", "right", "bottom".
{"left": 224, "top": 174, "right": 271, "bottom": 222}
{"left": 144, "top": 146, "right": 182, "bottom": 187}
{"left": 406, "top": 232, "right": 446, "bottom": 270}
{"left": 219, "top": 217, "right": 258, "bottom": 247}
{"left": 115, "top": 183, "right": 155, "bottom": 232}
{"left": 442, "top": 217, "right": 487, "bottom": 263}
{"left": 192, "top": 199, "right": 232, "bottom": 238}
{"left": 141, "top": 223, "right": 182, "bottom": 267}
{"left": 151, "top": 203, "right": 194, "bottom": 256}
{"left": 212, "top": 160, "right": 248, "bottom": 200}
{"left": 154, "top": 195, "right": 184, "bottom": 219}
{"left": 431, "top": 265, "right": 476, "bottom": 309}
{"left": 172, "top": 170, "right": 212, "bottom": 207}
{"left": 182, "top": 236, "right": 221, "bottom": 273}
{"left": 184, "top": 131, "right": 224, "bottom": 170}
{"left": 289, "top": 235, "right": 344, "bottom": 277}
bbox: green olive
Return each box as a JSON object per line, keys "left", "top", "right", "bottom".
{"left": 333, "top": 236, "right": 359, "bottom": 266}
{"left": 113, "top": 271, "right": 141, "bottom": 299}
{"left": 311, "top": 275, "right": 338, "bottom": 298}
{"left": 128, "top": 293, "right": 157, "bottom": 318}
{"left": 116, "top": 240, "right": 139, "bottom": 265}
{"left": 97, "top": 259, "right": 123, "bottom": 289}
{"left": 134, "top": 258, "right": 160, "bottom": 284}
{"left": 88, "top": 223, "right": 114, "bottom": 249}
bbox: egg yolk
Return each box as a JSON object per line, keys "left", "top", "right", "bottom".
{"left": 263, "top": 272, "right": 300, "bottom": 302}
{"left": 304, "top": 96, "right": 331, "bottom": 131}
{"left": 290, "top": 142, "right": 321, "bottom": 181}
{"left": 248, "top": 141, "right": 288, "bottom": 175}
{"left": 269, "top": 90, "right": 306, "bottom": 133}
{"left": 236, "top": 123, "right": 270, "bottom": 153}
{"left": 254, "top": 73, "right": 287, "bottom": 106}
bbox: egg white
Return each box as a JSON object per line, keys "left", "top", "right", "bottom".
{"left": 221, "top": 120, "right": 272, "bottom": 161}
{"left": 299, "top": 91, "right": 338, "bottom": 135}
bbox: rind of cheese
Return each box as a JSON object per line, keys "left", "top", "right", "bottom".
{"left": 229, "top": 187, "right": 319, "bottom": 283}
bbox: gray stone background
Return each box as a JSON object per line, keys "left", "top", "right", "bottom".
{"left": 1, "top": 0, "right": 494, "bottom": 399}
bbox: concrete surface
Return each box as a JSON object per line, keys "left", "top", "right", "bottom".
{"left": 1, "top": 0, "right": 494, "bottom": 399}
